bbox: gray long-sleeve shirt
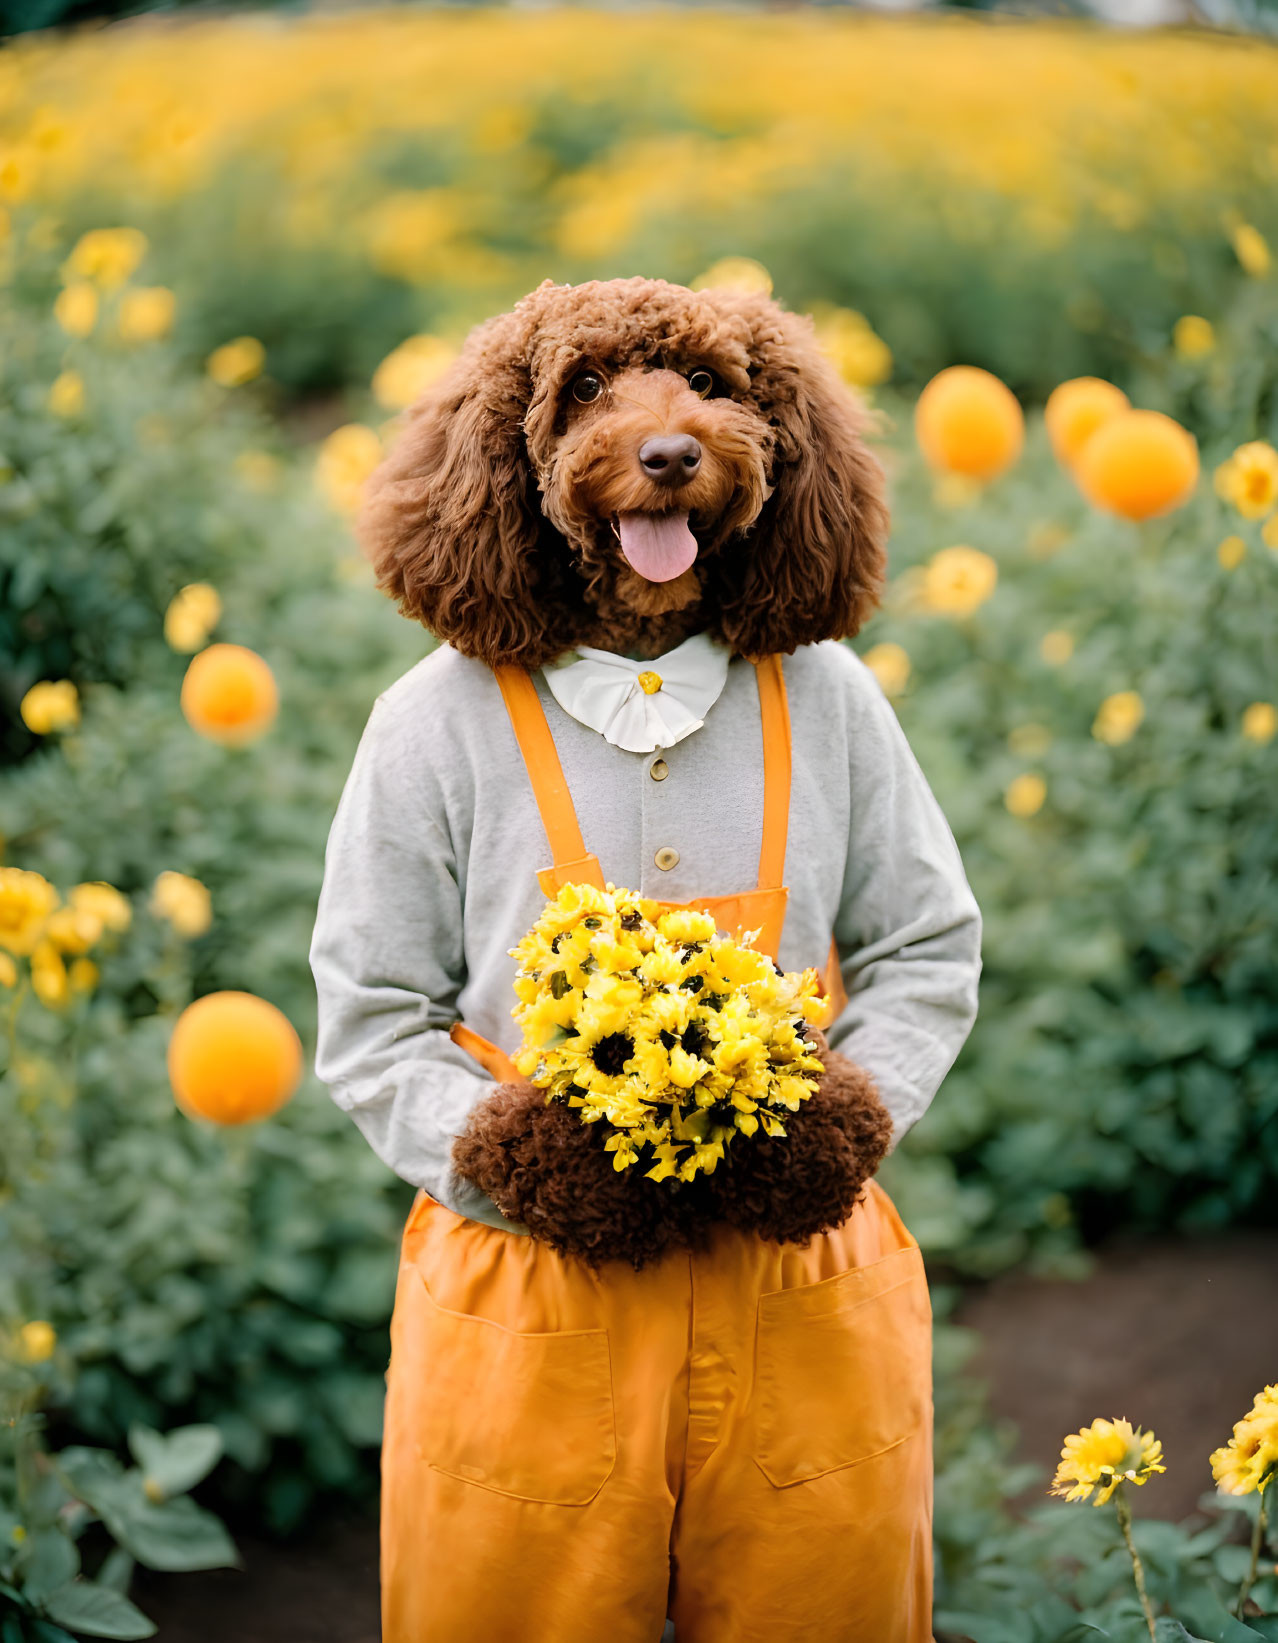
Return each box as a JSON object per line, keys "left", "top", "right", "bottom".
{"left": 308, "top": 638, "right": 983, "bottom": 1232}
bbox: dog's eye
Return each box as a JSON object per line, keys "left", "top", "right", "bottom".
{"left": 687, "top": 370, "right": 716, "bottom": 399}
{"left": 571, "top": 373, "right": 604, "bottom": 404}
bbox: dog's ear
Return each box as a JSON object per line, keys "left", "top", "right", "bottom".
{"left": 357, "top": 310, "right": 579, "bottom": 667}
{"left": 714, "top": 303, "right": 889, "bottom": 657}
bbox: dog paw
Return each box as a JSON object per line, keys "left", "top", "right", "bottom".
{"left": 452, "top": 1081, "right": 712, "bottom": 1269}
{"left": 702, "top": 1034, "right": 893, "bottom": 1245}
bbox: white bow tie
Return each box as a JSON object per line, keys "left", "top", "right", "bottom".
{"left": 543, "top": 632, "right": 732, "bottom": 753}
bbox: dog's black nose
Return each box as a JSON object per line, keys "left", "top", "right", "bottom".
{"left": 639, "top": 434, "right": 702, "bottom": 487}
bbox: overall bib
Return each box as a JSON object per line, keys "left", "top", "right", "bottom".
{"left": 381, "top": 657, "right": 936, "bottom": 1643}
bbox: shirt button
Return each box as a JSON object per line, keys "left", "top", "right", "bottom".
{"left": 649, "top": 758, "right": 669, "bottom": 782}
{"left": 654, "top": 846, "right": 680, "bottom": 872}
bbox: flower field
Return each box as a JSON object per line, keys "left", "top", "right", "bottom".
{"left": 1, "top": 8, "right": 1277, "bottom": 1640}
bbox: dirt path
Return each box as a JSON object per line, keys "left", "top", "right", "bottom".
{"left": 957, "top": 1230, "right": 1278, "bottom": 1520}
{"left": 133, "top": 1511, "right": 380, "bottom": 1643}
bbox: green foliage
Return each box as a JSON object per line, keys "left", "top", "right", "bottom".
{"left": 931, "top": 1329, "right": 1277, "bottom": 1638}
{"left": 0, "top": 276, "right": 427, "bottom": 1530}
{"left": 872, "top": 286, "right": 1278, "bottom": 1275}
{"left": 1, "top": 1319, "right": 235, "bottom": 1643}
{"left": 935, "top": 1490, "right": 1277, "bottom": 1640}
{"left": 0, "top": 33, "right": 1275, "bottom": 1599}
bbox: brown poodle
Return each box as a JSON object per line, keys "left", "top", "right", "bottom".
{"left": 359, "top": 275, "right": 894, "bottom": 1268}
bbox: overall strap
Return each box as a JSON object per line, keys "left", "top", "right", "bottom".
{"left": 493, "top": 657, "right": 792, "bottom": 894}
{"left": 494, "top": 667, "right": 606, "bottom": 893}
{"left": 753, "top": 653, "right": 791, "bottom": 894}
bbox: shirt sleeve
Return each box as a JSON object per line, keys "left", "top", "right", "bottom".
{"left": 825, "top": 669, "right": 983, "bottom": 1146}
{"left": 307, "top": 695, "right": 503, "bottom": 1220}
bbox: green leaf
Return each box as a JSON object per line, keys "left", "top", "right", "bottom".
{"left": 125, "top": 1425, "right": 222, "bottom": 1500}
{"left": 90, "top": 1553, "right": 132, "bottom": 1599}
{"left": 106, "top": 1498, "right": 238, "bottom": 1574}
{"left": 1154, "top": 1623, "right": 1212, "bottom": 1643}
{"left": 16, "top": 1534, "right": 78, "bottom": 1609}
{"left": 1213, "top": 1623, "right": 1269, "bottom": 1643}
{"left": 41, "top": 1584, "right": 155, "bottom": 1641}
{"left": 27, "top": 1624, "right": 80, "bottom": 1643}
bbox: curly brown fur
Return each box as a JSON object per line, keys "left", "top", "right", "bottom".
{"left": 358, "top": 276, "right": 889, "bottom": 666}
{"left": 452, "top": 1080, "right": 714, "bottom": 1270}
{"left": 453, "top": 1034, "right": 893, "bottom": 1266}
{"left": 702, "top": 1036, "right": 894, "bottom": 1246}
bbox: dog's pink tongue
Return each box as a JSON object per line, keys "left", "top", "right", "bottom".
{"left": 616, "top": 512, "right": 698, "bottom": 583}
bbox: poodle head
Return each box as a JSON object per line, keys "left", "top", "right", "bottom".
{"left": 358, "top": 276, "right": 889, "bottom": 666}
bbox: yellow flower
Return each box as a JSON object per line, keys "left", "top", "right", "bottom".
{"left": 1050, "top": 1418, "right": 1165, "bottom": 1506}
{"left": 70, "top": 882, "right": 131, "bottom": 933}
{"left": 315, "top": 423, "right": 382, "bottom": 515}
{"left": 0, "top": 867, "right": 59, "bottom": 955}
{"left": 1005, "top": 773, "right": 1046, "bottom": 817}
{"left": 656, "top": 909, "right": 716, "bottom": 944}
{"left": 20, "top": 679, "right": 79, "bottom": 733}
{"left": 1172, "top": 315, "right": 1214, "bottom": 358}
{"left": 44, "top": 905, "right": 102, "bottom": 956}
{"left": 933, "top": 473, "right": 984, "bottom": 510}
{"left": 371, "top": 334, "right": 455, "bottom": 411}
{"left": 68, "top": 957, "right": 99, "bottom": 993}
{"left": 1093, "top": 690, "right": 1144, "bottom": 746}
{"left": 206, "top": 336, "right": 265, "bottom": 387}
{"left": 1040, "top": 629, "right": 1075, "bottom": 665}
{"left": 1217, "top": 534, "right": 1246, "bottom": 570}
{"left": 118, "top": 285, "right": 176, "bottom": 342}
{"left": 54, "top": 280, "right": 97, "bottom": 337}
{"left": 1263, "top": 514, "right": 1278, "bottom": 555}
{"left": 0, "top": 953, "right": 17, "bottom": 988}
{"left": 511, "top": 880, "right": 825, "bottom": 1182}
{"left": 1210, "top": 1384, "right": 1278, "bottom": 1496}
{"left": 234, "top": 450, "right": 281, "bottom": 492}
{"left": 63, "top": 226, "right": 147, "bottom": 289}
{"left": 813, "top": 306, "right": 892, "bottom": 388}
{"left": 921, "top": 545, "right": 998, "bottom": 618}
{"left": 30, "top": 938, "right": 69, "bottom": 1008}
{"left": 691, "top": 256, "right": 773, "bottom": 296}
{"left": 163, "top": 582, "right": 222, "bottom": 653}
{"left": 1214, "top": 441, "right": 1278, "bottom": 520}
{"left": 668, "top": 1044, "right": 711, "bottom": 1089}
{"left": 48, "top": 370, "right": 84, "bottom": 418}
{"left": 364, "top": 189, "right": 464, "bottom": 283}
{"left": 1242, "top": 702, "right": 1277, "bottom": 744}
{"left": 862, "top": 642, "right": 911, "bottom": 698}
{"left": 1232, "top": 222, "right": 1271, "bottom": 278}
{"left": 16, "top": 1320, "right": 56, "bottom": 1363}
{"left": 150, "top": 870, "right": 212, "bottom": 938}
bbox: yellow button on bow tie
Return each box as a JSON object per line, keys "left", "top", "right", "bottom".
{"left": 637, "top": 671, "right": 663, "bottom": 695}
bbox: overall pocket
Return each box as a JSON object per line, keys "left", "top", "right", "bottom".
{"left": 752, "top": 1243, "right": 931, "bottom": 1488}
{"left": 392, "top": 1262, "right": 616, "bottom": 1506}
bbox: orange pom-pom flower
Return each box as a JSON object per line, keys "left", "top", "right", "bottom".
{"left": 915, "top": 365, "right": 1024, "bottom": 481}
{"left": 168, "top": 990, "right": 303, "bottom": 1125}
{"left": 1044, "top": 377, "right": 1130, "bottom": 468}
{"left": 180, "top": 643, "right": 278, "bottom": 746}
{"left": 1075, "top": 409, "right": 1199, "bottom": 521}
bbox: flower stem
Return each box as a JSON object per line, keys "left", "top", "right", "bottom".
{"left": 1115, "top": 1488, "right": 1157, "bottom": 1641}
{"left": 1236, "top": 1480, "right": 1270, "bottom": 1618}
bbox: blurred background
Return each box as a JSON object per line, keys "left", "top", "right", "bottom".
{"left": 0, "top": 4, "right": 1276, "bottom": 1641}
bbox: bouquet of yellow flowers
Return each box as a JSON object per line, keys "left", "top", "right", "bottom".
{"left": 510, "top": 882, "right": 828, "bottom": 1184}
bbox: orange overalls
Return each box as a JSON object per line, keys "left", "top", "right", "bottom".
{"left": 381, "top": 657, "right": 935, "bottom": 1643}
